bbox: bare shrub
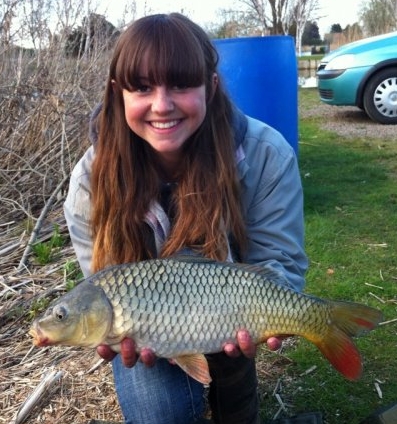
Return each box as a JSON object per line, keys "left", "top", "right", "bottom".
{"left": 0, "top": 16, "right": 123, "bottom": 424}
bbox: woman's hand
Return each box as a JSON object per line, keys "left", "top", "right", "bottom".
{"left": 223, "top": 330, "right": 283, "bottom": 358}
{"left": 97, "top": 331, "right": 283, "bottom": 366}
{"left": 97, "top": 338, "right": 156, "bottom": 368}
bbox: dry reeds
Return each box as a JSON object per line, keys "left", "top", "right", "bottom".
{"left": 0, "top": 36, "right": 124, "bottom": 424}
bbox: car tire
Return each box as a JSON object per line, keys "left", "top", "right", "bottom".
{"left": 363, "top": 68, "right": 397, "bottom": 124}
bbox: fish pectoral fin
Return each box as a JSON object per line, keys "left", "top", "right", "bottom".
{"left": 173, "top": 354, "right": 212, "bottom": 385}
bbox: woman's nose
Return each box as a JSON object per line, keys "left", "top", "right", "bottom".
{"left": 151, "top": 87, "right": 174, "bottom": 113}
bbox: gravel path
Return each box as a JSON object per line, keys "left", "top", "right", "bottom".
{"left": 299, "top": 93, "right": 396, "bottom": 140}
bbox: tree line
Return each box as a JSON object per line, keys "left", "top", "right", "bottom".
{"left": 1, "top": 0, "right": 396, "bottom": 56}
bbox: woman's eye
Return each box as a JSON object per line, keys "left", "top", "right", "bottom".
{"left": 136, "top": 85, "right": 151, "bottom": 93}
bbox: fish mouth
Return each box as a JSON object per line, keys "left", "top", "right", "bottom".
{"left": 29, "top": 325, "right": 51, "bottom": 347}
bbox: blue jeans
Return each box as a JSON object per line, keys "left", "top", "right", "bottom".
{"left": 112, "top": 353, "right": 259, "bottom": 424}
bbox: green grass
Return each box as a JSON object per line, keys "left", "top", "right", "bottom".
{"left": 63, "top": 259, "right": 84, "bottom": 291}
{"left": 260, "top": 89, "right": 397, "bottom": 423}
{"left": 297, "top": 54, "right": 324, "bottom": 61}
{"left": 31, "top": 224, "right": 65, "bottom": 264}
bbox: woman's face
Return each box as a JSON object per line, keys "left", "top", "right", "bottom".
{"left": 122, "top": 80, "right": 208, "bottom": 164}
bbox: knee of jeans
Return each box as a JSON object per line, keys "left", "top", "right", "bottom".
{"left": 112, "top": 357, "right": 206, "bottom": 424}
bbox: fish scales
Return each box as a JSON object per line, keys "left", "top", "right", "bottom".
{"left": 91, "top": 258, "right": 330, "bottom": 356}
{"left": 30, "top": 256, "right": 383, "bottom": 385}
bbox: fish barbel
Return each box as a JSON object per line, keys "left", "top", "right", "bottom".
{"left": 30, "top": 256, "right": 383, "bottom": 385}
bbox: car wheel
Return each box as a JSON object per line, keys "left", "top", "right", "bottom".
{"left": 363, "top": 68, "right": 397, "bottom": 124}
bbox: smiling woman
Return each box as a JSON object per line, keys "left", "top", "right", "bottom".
{"left": 63, "top": 12, "right": 307, "bottom": 424}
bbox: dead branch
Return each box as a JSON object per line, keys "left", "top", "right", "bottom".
{"left": 12, "top": 369, "right": 64, "bottom": 424}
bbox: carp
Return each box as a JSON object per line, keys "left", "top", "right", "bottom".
{"left": 30, "top": 256, "right": 383, "bottom": 384}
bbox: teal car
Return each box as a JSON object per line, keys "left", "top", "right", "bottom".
{"left": 317, "top": 31, "right": 397, "bottom": 124}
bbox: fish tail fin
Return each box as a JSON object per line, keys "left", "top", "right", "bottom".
{"left": 308, "top": 301, "right": 383, "bottom": 380}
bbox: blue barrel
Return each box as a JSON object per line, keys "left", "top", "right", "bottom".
{"left": 213, "top": 36, "right": 298, "bottom": 153}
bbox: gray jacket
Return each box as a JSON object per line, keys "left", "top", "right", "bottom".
{"left": 64, "top": 109, "right": 307, "bottom": 291}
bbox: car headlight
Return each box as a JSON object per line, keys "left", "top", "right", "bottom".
{"left": 324, "top": 54, "right": 356, "bottom": 71}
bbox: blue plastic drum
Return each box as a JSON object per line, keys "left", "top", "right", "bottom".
{"left": 213, "top": 36, "right": 298, "bottom": 154}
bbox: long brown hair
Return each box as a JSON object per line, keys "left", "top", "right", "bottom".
{"left": 91, "top": 13, "right": 246, "bottom": 272}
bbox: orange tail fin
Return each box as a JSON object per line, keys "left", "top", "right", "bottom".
{"left": 309, "top": 301, "right": 383, "bottom": 380}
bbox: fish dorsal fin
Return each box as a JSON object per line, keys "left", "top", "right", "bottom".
{"left": 173, "top": 354, "right": 212, "bottom": 385}
{"left": 171, "top": 255, "right": 290, "bottom": 287}
{"left": 233, "top": 262, "right": 290, "bottom": 287}
{"left": 171, "top": 254, "right": 217, "bottom": 264}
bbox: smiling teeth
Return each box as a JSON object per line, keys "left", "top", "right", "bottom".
{"left": 151, "top": 120, "right": 179, "bottom": 129}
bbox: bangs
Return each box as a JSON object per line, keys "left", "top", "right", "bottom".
{"left": 114, "top": 14, "right": 210, "bottom": 90}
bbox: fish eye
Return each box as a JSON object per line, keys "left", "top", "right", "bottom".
{"left": 53, "top": 305, "right": 68, "bottom": 321}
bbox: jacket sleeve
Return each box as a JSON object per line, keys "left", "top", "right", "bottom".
{"left": 239, "top": 120, "right": 308, "bottom": 292}
{"left": 63, "top": 146, "right": 95, "bottom": 278}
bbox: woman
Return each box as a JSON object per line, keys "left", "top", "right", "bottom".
{"left": 64, "top": 13, "right": 307, "bottom": 424}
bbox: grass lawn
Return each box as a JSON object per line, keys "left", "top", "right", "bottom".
{"left": 259, "top": 89, "right": 397, "bottom": 424}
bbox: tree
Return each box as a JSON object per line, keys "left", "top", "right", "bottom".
{"left": 330, "top": 23, "right": 343, "bottom": 33}
{"left": 301, "top": 21, "right": 321, "bottom": 45}
{"left": 343, "top": 23, "right": 363, "bottom": 42}
{"left": 209, "top": 19, "right": 242, "bottom": 39}
{"left": 288, "top": 0, "right": 320, "bottom": 55}
{"left": 0, "top": 0, "right": 21, "bottom": 47}
{"left": 360, "top": 0, "right": 397, "bottom": 35}
{"left": 268, "top": 0, "right": 290, "bottom": 33}
{"left": 211, "top": 8, "right": 265, "bottom": 37}
{"left": 21, "top": 0, "right": 52, "bottom": 53}
{"left": 236, "top": 0, "right": 295, "bottom": 34}
{"left": 235, "top": 0, "right": 270, "bottom": 34}
{"left": 65, "top": 13, "right": 119, "bottom": 57}
{"left": 236, "top": 0, "right": 320, "bottom": 46}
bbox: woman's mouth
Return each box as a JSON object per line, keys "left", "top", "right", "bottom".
{"left": 150, "top": 120, "right": 181, "bottom": 129}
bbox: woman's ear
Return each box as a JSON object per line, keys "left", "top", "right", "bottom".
{"left": 110, "top": 79, "right": 117, "bottom": 92}
{"left": 212, "top": 73, "right": 218, "bottom": 91}
{"left": 208, "top": 73, "right": 218, "bottom": 101}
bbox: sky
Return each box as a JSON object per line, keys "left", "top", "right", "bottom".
{"left": 99, "top": 0, "right": 363, "bottom": 36}
{"left": 318, "top": 0, "right": 362, "bottom": 34}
